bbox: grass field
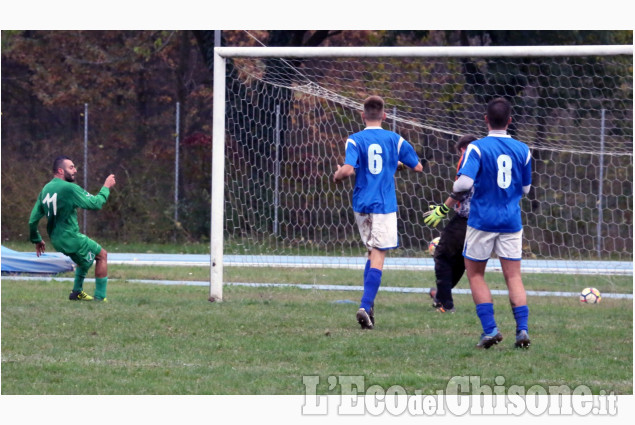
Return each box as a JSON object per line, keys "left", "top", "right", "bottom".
{"left": 1, "top": 263, "right": 632, "bottom": 396}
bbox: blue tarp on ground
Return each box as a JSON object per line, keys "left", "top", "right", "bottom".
{"left": 1, "top": 246, "right": 75, "bottom": 274}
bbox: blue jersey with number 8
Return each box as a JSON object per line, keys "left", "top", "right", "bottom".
{"left": 344, "top": 127, "right": 420, "bottom": 214}
{"left": 457, "top": 134, "right": 532, "bottom": 233}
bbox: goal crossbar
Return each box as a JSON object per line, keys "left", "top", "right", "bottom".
{"left": 215, "top": 45, "right": 633, "bottom": 58}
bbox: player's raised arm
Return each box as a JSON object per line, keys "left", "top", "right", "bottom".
{"left": 72, "top": 177, "right": 113, "bottom": 211}
{"left": 103, "top": 174, "right": 116, "bottom": 189}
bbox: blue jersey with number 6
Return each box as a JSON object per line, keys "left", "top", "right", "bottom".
{"left": 457, "top": 134, "right": 532, "bottom": 233}
{"left": 344, "top": 126, "right": 420, "bottom": 214}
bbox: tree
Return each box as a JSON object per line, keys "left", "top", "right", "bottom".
{"left": 1, "top": 30, "right": 214, "bottom": 242}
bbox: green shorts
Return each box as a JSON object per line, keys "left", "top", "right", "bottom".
{"left": 66, "top": 235, "right": 102, "bottom": 270}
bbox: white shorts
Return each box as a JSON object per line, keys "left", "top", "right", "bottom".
{"left": 354, "top": 212, "right": 398, "bottom": 251}
{"left": 463, "top": 226, "right": 523, "bottom": 261}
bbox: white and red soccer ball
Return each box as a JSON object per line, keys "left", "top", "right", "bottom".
{"left": 579, "top": 287, "right": 601, "bottom": 304}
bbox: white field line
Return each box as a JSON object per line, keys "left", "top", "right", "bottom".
{"left": 2, "top": 276, "right": 632, "bottom": 299}
{"left": 106, "top": 254, "right": 633, "bottom": 276}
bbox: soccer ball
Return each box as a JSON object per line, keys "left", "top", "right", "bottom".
{"left": 428, "top": 237, "right": 440, "bottom": 255}
{"left": 579, "top": 287, "right": 601, "bottom": 304}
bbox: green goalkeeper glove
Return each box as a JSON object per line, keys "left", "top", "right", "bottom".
{"left": 423, "top": 204, "right": 450, "bottom": 228}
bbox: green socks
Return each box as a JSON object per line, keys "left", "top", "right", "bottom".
{"left": 73, "top": 267, "right": 88, "bottom": 292}
{"left": 73, "top": 267, "right": 108, "bottom": 300}
{"left": 94, "top": 277, "right": 108, "bottom": 299}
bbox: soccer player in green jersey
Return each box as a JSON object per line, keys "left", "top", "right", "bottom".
{"left": 29, "top": 156, "right": 116, "bottom": 301}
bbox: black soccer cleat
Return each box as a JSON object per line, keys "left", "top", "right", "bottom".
{"left": 435, "top": 305, "right": 456, "bottom": 313}
{"left": 356, "top": 308, "right": 374, "bottom": 330}
{"left": 429, "top": 288, "right": 442, "bottom": 308}
{"left": 475, "top": 332, "right": 503, "bottom": 349}
{"left": 514, "top": 330, "right": 531, "bottom": 349}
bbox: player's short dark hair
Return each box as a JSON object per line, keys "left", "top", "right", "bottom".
{"left": 486, "top": 97, "right": 512, "bottom": 129}
{"left": 455, "top": 134, "right": 478, "bottom": 153}
{"left": 53, "top": 155, "right": 71, "bottom": 174}
{"left": 363, "top": 95, "right": 385, "bottom": 121}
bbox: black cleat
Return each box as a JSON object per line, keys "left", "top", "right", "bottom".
{"left": 436, "top": 305, "right": 456, "bottom": 313}
{"left": 514, "top": 330, "right": 531, "bottom": 349}
{"left": 429, "top": 288, "right": 442, "bottom": 308}
{"left": 356, "top": 308, "right": 374, "bottom": 330}
{"left": 476, "top": 332, "right": 503, "bottom": 349}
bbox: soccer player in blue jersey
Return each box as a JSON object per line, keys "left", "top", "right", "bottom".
{"left": 454, "top": 97, "right": 532, "bottom": 349}
{"left": 333, "top": 95, "right": 423, "bottom": 329}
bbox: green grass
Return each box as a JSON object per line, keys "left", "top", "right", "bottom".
{"left": 2, "top": 270, "right": 632, "bottom": 395}
{"left": 58, "top": 263, "right": 632, "bottom": 295}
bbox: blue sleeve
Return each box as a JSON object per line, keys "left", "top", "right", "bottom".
{"left": 522, "top": 149, "right": 532, "bottom": 186}
{"left": 398, "top": 139, "right": 420, "bottom": 169}
{"left": 344, "top": 138, "right": 359, "bottom": 168}
{"left": 457, "top": 143, "right": 480, "bottom": 179}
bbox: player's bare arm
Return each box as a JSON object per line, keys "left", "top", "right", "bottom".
{"left": 333, "top": 164, "right": 355, "bottom": 182}
{"left": 397, "top": 161, "right": 423, "bottom": 173}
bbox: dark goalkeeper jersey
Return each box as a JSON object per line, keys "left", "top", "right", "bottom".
{"left": 29, "top": 177, "right": 110, "bottom": 255}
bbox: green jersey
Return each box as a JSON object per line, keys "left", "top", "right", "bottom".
{"left": 29, "top": 177, "right": 110, "bottom": 255}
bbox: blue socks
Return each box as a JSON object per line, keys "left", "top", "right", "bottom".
{"left": 363, "top": 259, "right": 370, "bottom": 281}
{"left": 360, "top": 266, "right": 382, "bottom": 311}
{"left": 476, "top": 303, "right": 498, "bottom": 335}
{"left": 513, "top": 305, "right": 529, "bottom": 333}
{"left": 476, "top": 303, "right": 530, "bottom": 336}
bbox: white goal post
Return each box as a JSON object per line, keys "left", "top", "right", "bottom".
{"left": 210, "top": 44, "right": 633, "bottom": 302}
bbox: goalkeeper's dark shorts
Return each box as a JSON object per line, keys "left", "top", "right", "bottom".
{"left": 435, "top": 215, "right": 468, "bottom": 262}
{"left": 433, "top": 215, "right": 468, "bottom": 309}
{"left": 434, "top": 215, "right": 467, "bottom": 290}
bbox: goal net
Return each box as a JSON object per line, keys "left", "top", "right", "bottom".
{"left": 210, "top": 45, "right": 633, "bottom": 301}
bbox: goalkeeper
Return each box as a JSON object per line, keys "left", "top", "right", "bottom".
{"left": 29, "top": 156, "right": 116, "bottom": 301}
{"left": 423, "top": 134, "right": 478, "bottom": 313}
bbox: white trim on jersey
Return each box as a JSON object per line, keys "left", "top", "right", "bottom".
{"left": 345, "top": 138, "right": 356, "bottom": 149}
{"left": 525, "top": 150, "right": 532, "bottom": 165}
{"left": 397, "top": 137, "right": 404, "bottom": 154}
{"left": 461, "top": 144, "right": 481, "bottom": 170}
